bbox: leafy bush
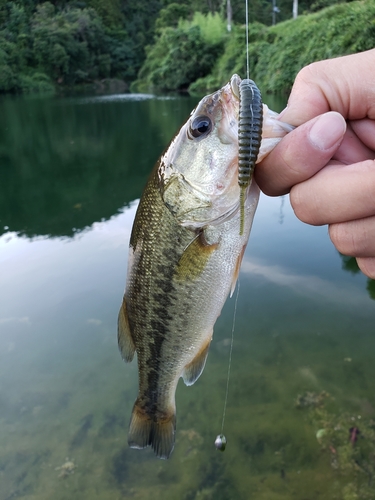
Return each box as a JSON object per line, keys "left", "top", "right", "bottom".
{"left": 0, "top": 1, "right": 138, "bottom": 93}
{"left": 30, "top": 3, "right": 111, "bottom": 84}
{"left": 155, "top": 3, "right": 190, "bottom": 31}
{"left": 85, "top": 0, "right": 123, "bottom": 28}
{"left": 190, "top": 0, "right": 375, "bottom": 95}
{"left": 178, "top": 11, "right": 226, "bottom": 45}
{"left": 18, "top": 72, "right": 54, "bottom": 93}
{"left": 0, "top": 63, "right": 17, "bottom": 92}
{"left": 1, "top": 0, "right": 374, "bottom": 95}
{"left": 253, "top": 0, "right": 375, "bottom": 93}
{"left": 134, "top": 22, "right": 224, "bottom": 92}
{"left": 188, "top": 23, "right": 267, "bottom": 94}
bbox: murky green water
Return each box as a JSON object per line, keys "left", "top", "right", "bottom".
{"left": 1, "top": 91, "right": 375, "bottom": 500}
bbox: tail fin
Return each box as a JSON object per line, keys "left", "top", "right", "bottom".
{"left": 128, "top": 402, "right": 176, "bottom": 460}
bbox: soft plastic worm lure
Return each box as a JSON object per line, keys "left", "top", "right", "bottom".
{"left": 238, "top": 79, "right": 263, "bottom": 235}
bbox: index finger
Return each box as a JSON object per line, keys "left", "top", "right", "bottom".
{"left": 279, "top": 49, "right": 375, "bottom": 126}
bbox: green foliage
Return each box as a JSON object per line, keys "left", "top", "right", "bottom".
{"left": 134, "top": 22, "right": 224, "bottom": 92}
{"left": 18, "top": 71, "right": 54, "bottom": 93}
{"left": 155, "top": 3, "right": 190, "bottom": 30}
{"left": 120, "top": 0, "right": 162, "bottom": 82}
{"left": 0, "top": 1, "right": 139, "bottom": 93}
{"left": 188, "top": 22, "right": 267, "bottom": 94}
{"left": 161, "top": 0, "right": 222, "bottom": 17}
{"left": 0, "top": 0, "right": 372, "bottom": 94}
{"left": 85, "top": 0, "right": 123, "bottom": 28}
{"left": 253, "top": 0, "right": 375, "bottom": 93}
{"left": 178, "top": 11, "right": 226, "bottom": 44}
{"left": 309, "top": 0, "right": 348, "bottom": 12}
{"left": 189, "top": 0, "right": 375, "bottom": 95}
{"left": 30, "top": 3, "right": 109, "bottom": 84}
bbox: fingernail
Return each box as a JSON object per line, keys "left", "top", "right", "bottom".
{"left": 309, "top": 112, "right": 346, "bottom": 150}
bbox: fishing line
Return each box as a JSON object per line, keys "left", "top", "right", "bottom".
{"left": 245, "top": 0, "right": 250, "bottom": 79}
{"left": 237, "top": 0, "right": 263, "bottom": 236}
{"left": 215, "top": 0, "right": 261, "bottom": 453}
{"left": 214, "top": 281, "right": 240, "bottom": 452}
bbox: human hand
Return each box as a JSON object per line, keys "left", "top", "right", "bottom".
{"left": 255, "top": 49, "right": 375, "bottom": 279}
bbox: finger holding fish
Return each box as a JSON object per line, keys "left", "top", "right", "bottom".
{"left": 290, "top": 160, "right": 375, "bottom": 226}
{"left": 329, "top": 215, "right": 375, "bottom": 259}
{"left": 333, "top": 120, "right": 375, "bottom": 165}
{"left": 255, "top": 112, "right": 347, "bottom": 196}
{"left": 356, "top": 256, "right": 375, "bottom": 280}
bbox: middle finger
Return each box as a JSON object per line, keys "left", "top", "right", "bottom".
{"left": 333, "top": 121, "right": 375, "bottom": 164}
{"left": 290, "top": 160, "right": 375, "bottom": 225}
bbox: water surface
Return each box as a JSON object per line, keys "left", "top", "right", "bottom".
{"left": 0, "top": 92, "right": 375, "bottom": 500}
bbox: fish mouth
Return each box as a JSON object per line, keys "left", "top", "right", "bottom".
{"left": 230, "top": 74, "right": 241, "bottom": 100}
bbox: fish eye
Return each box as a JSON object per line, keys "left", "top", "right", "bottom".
{"left": 188, "top": 115, "right": 212, "bottom": 139}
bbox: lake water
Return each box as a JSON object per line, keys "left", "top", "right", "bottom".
{"left": 1, "top": 91, "right": 375, "bottom": 500}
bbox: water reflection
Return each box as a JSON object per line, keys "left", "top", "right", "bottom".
{"left": 341, "top": 255, "right": 375, "bottom": 300}
{"left": 0, "top": 90, "right": 286, "bottom": 240}
{"left": 1, "top": 195, "right": 375, "bottom": 500}
{"left": 1, "top": 93, "right": 375, "bottom": 500}
{"left": 0, "top": 93, "right": 198, "bottom": 238}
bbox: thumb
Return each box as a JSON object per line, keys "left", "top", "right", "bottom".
{"left": 255, "top": 112, "right": 346, "bottom": 196}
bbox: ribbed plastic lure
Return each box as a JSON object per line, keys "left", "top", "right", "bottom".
{"left": 238, "top": 79, "right": 263, "bottom": 235}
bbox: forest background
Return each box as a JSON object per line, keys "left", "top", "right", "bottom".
{"left": 0, "top": 0, "right": 374, "bottom": 95}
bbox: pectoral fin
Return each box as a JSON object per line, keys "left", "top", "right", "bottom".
{"left": 176, "top": 231, "right": 218, "bottom": 282}
{"left": 182, "top": 338, "right": 211, "bottom": 386}
{"left": 118, "top": 297, "right": 136, "bottom": 362}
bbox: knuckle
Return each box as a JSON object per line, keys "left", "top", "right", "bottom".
{"left": 328, "top": 223, "right": 351, "bottom": 254}
{"left": 329, "top": 222, "right": 364, "bottom": 257}
{"left": 357, "top": 257, "right": 375, "bottom": 280}
{"left": 294, "top": 62, "right": 322, "bottom": 89}
{"left": 290, "top": 185, "right": 321, "bottom": 226}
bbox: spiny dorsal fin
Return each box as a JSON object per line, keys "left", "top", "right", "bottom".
{"left": 182, "top": 338, "right": 211, "bottom": 386}
{"left": 118, "top": 297, "right": 136, "bottom": 362}
{"left": 176, "top": 231, "right": 218, "bottom": 282}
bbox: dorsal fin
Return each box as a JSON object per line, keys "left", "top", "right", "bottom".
{"left": 118, "top": 297, "right": 136, "bottom": 362}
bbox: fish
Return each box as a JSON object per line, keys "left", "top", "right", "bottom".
{"left": 118, "top": 74, "right": 292, "bottom": 459}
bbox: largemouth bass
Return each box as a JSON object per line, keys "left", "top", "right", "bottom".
{"left": 118, "top": 74, "right": 292, "bottom": 459}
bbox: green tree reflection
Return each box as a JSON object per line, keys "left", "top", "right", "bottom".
{"left": 0, "top": 94, "right": 197, "bottom": 238}
{"left": 340, "top": 254, "right": 375, "bottom": 300}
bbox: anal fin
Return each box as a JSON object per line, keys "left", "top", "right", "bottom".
{"left": 230, "top": 246, "right": 246, "bottom": 297}
{"left": 182, "top": 337, "right": 211, "bottom": 386}
{"left": 118, "top": 297, "right": 136, "bottom": 362}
